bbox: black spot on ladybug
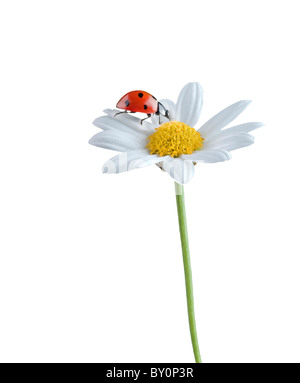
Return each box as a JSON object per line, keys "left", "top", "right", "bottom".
{"left": 138, "top": 93, "right": 143, "bottom": 98}
{"left": 144, "top": 105, "right": 148, "bottom": 110}
{"left": 125, "top": 100, "right": 130, "bottom": 107}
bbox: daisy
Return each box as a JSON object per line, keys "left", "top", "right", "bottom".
{"left": 89, "top": 82, "right": 263, "bottom": 184}
{"left": 89, "top": 83, "right": 262, "bottom": 363}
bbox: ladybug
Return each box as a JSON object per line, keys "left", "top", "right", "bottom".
{"left": 115, "top": 90, "right": 170, "bottom": 124}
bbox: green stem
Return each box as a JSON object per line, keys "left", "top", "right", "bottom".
{"left": 175, "top": 182, "right": 202, "bottom": 363}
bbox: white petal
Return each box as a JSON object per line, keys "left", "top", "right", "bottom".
{"left": 89, "top": 131, "right": 144, "bottom": 151}
{"left": 102, "top": 149, "right": 168, "bottom": 174}
{"left": 93, "top": 115, "right": 149, "bottom": 139}
{"left": 182, "top": 149, "right": 231, "bottom": 163}
{"left": 204, "top": 132, "right": 255, "bottom": 152}
{"left": 207, "top": 122, "right": 264, "bottom": 139}
{"left": 103, "top": 109, "right": 155, "bottom": 134}
{"left": 175, "top": 83, "right": 203, "bottom": 127}
{"left": 162, "top": 158, "right": 195, "bottom": 184}
{"left": 198, "top": 100, "right": 252, "bottom": 138}
{"left": 151, "top": 99, "right": 176, "bottom": 125}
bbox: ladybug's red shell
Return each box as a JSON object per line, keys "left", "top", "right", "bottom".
{"left": 116, "top": 91, "right": 158, "bottom": 114}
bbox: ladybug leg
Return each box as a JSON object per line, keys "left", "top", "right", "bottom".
{"left": 157, "top": 102, "right": 171, "bottom": 122}
{"left": 159, "top": 113, "right": 162, "bottom": 125}
{"left": 114, "top": 110, "right": 128, "bottom": 117}
{"left": 114, "top": 111, "right": 137, "bottom": 118}
{"left": 140, "top": 114, "right": 152, "bottom": 125}
{"left": 158, "top": 110, "right": 170, "bottom": 124}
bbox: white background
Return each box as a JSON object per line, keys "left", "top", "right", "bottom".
{"left": 0, "top": 0, "right": 299, "bottom": 363}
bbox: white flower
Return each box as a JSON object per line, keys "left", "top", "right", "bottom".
{"left": 89, "top": 83, "right": 263, "bottom": 184}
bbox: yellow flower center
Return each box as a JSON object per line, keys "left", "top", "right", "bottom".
{"left": 146, "top": 121, "right": 204, "bottom": 157}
